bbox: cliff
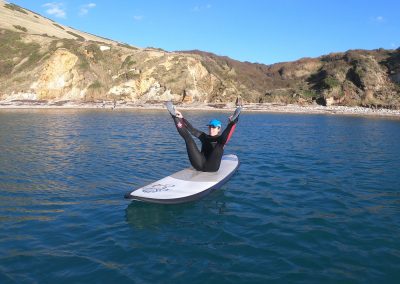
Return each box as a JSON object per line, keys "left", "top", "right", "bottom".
{"left": 1, "top": 1, "right": 399, "bottom": 108}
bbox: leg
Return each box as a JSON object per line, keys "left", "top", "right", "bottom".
{"left": 203, "top": 144, "right": 224, "bottom": 172}
{"left": 172, "top": 116, "right": 205, "bottom": 171}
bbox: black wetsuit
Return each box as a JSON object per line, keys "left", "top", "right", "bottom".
{"left": 172, "top": 116, "right": 238, "bottom": 172}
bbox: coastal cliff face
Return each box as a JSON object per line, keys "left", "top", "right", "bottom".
{"left": 0, "top": 1, "right": 399, "bottom": 108}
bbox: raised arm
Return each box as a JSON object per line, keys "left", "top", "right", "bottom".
{"left": 218, "top": 120, "right": 237, "bottom": 146}
{"left": 218, "top": 106, "right": 241, "bottom": 145}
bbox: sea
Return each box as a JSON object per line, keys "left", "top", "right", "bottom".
{"left": 0, "top": 109, "right": 399, "bottom": 283}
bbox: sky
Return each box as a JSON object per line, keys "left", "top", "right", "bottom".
{"left": 10, "top": 0, "right": 400, "bottom": 65}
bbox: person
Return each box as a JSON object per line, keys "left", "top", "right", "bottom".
{"left": 166, "top": 101, "right": 241, "bottom": 172}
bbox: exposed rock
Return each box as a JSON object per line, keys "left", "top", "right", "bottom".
{"left": 0, "top": 2, "right": 399, "bottom": 108}
{"left": 31, "top": 48, "right": 82, "bottom": 100}
{"left": 278, "top": 58, "right": 322, "bottom": 79}
{"left": 100, "top": 46, "right": 111, "bottom": 51}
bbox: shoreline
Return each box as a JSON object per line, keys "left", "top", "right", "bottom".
{"left": 1, "top": 101, "right": 400, "bottom": 118}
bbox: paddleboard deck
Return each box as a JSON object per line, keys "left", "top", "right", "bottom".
{"left": 124, "top": 154, "right": 239, "bottom": 204}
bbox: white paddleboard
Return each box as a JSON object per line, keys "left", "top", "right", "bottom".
{"left": 125, "top": 154, "right": 239, "bottom": 204}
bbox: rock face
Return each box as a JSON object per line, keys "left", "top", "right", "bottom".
{"left": 0, "top": 1, "right": 399, "bottom": 108}
{"left": 32, "top": 48, "right": 82, "bottom": 100}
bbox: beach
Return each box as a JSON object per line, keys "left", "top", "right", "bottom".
{"left": 1, "top": 100, "right": 400, "bottom": 118}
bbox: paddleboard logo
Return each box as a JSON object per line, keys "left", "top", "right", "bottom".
{"left": 142, "top": 183, "right": 175, "bottom": 193}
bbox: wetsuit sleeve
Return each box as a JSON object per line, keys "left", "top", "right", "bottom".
{"left": 218, "top": 120, "right": 237, "bottom": 146}
{"left": 183, "top": 118, "right": 205, "bottom": 138}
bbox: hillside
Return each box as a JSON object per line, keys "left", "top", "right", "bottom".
{"left": 0, "top": 1, "right": 399, "bottom": 108}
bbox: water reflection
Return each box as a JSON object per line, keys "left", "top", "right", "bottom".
{"left": 125, "top": 201, "right": 193, "bottom": 229}
{"left": 125, "top": 188, "right": 229, "bottom": 229}
{"left": 1, "top": 109, "right": 400, "bottom": 283}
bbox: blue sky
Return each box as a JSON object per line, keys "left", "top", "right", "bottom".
{"left": 10, "top": 0, "right": 400, "bottom": 64}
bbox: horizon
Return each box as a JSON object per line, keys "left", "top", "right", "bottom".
{"left": 7, "top": 0, "right": 400, "bottom": 65}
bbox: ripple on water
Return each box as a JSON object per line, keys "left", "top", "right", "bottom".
{"left": 1, "top": 110, "right": 400, "bottom": 283}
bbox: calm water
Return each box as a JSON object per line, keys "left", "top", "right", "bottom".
{"left": 0, "top": 109, "right": 399, "bottom": 283}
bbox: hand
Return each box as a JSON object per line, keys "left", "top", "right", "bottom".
{"left": 175, "top": 110, "right": 183, "bottom": 118}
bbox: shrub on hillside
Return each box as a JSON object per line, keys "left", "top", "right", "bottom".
{"left": 67, "top": 31, "right": 85, "bottom": 41}
{"left": 117, "top": 43, "right": 138, "bottom": 50}
{"left": 88, "top": 81, "right": 102, "bottom": 89}
{"left": 4, "top": 3, "right": 28, "bottom": 14}
{"left": 0, "top": 29, "right": 41, "bottom": 73}
{"left": 323, "top": 76, "right": 340, "bottom": 89}
{"left": 0, "top": 61, "right": 14, "bottom": 76}
{"left": 302, "top": 90, "right": 318, "bottom": 98}
{"left": 85, "top": 43, "right": 103, "bottom": 61}
{"left": 121, "top": 56, "right": 136, "bottom": 69}
{"left": 13, "top": 25, "right": 27, "bottom": 32}
{"left": 53, "top": 23, "right": 65, "bottom": 30}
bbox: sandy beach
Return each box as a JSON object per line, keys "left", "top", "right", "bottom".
{"left": 0, "top": 100, "right": 400, "bottom": 118}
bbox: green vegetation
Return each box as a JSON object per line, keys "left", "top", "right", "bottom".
{"left": 346, "top": 67, "right": 363, "bottom": 89}
{"left": 166, "top": 78, "right": 177, "bottom": 84}
{"left": 381, "top": 50, "right": 400, "bottom": 73}
{"left": 353, "top": 66, "right": 366, "bottom": 78}
{"left": 147, "top": 47, "right": 165, "bottom": 52}
{"left": 12, "top": 76, "right": 26, "bottom": 83}
{"left": 117, "top": 43, "right": 138, "bottom": 50}
{"left": 121, "top": 56, "right": 136, "bottom": 69}
{"left": 48, "top": 39, "right": 90, "bottom": 71}
{"left": 0, "top": 30, "right": 21, "bottom": 59}
{"left": 0, "top": 29, "right": 41, "bottom": 74}
{"left": 0, "top": 61, "right": 14, "bottom": 76}
{"left": 323, "top": 76, "right": 340, "bottom": 89}
{"left": 302, "top": 90, "right": 318, "bottom": 98}
{"left": 54, "top": 38, "right": 79, "bottom": 51}
{"left": 85, "top": 43, "right": 103, "bottom": 61}
{"left": 307, "top": 70, "right": 342, "bottom": 91}
{"left": 123, "top": 71, "right": 139, "bottom": 80}
{"left": 17, "top": 49, "right": 42, "bottom": 71}
{"left": 4, "top": 3, "right": 28, "bottom": 14}
{"left": 13, "top": 25, "right": 27, "bottom": 32}
{"left": 88, "top": 80, "right": 102, "bottom": 89}
{"left": 40, "top": 53, "right": 51, "bottom": 61}
{"left": 85, "top": 81, "right": 105, "bottom": 102}
{"left": 78, "top": 60, "right": 89, "bottom": 70}
{"left": 53, "top": 23, "right": 65, "bottom": 30}
{"left": 67, "top": 31, "right": 85, "bottom": 41}
{"left": 91, "top": 40, "right": 108, "bottom": 45}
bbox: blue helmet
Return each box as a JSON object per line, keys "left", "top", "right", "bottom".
{"left": 207, "top": 119, "right": 222, "bottom": 128}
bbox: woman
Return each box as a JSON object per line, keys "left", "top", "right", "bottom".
{"left": 166, "top": 101, "right": 241, "bottom": 172}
